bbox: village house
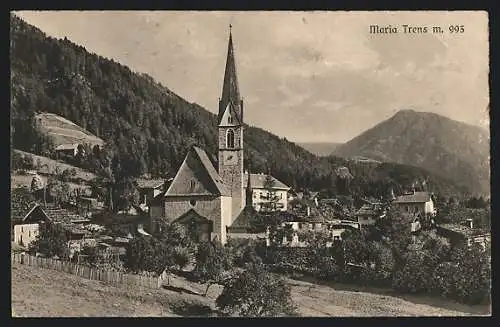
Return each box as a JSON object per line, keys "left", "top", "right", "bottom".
{"left": 54, "top": 143, "right": 81, "bottom": 159}
{"left": 355, "top": 200, "right": 386, "bottom": 227}
{"left": 245, "top": 172, "right": 290, "bottom": 212}
{"left": 436, "top": 219, "right": 491, "bottom": 250}
{"left": 13, "top": 204, "right": 96, "bottom": 256}
{"left": 148, "top": 27, "right": 289, "bottom": 244}
{"left": 135, "top": 178, "right": 167, "bottom": 212}
{"left": 279, "top": 218, "right": 361, "bottom": 247}
{"left": 392, "top": 191, "right": 437, "bottom": 219}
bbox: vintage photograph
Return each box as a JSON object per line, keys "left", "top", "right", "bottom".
{"left": 10, "top": 11, "right": 490, "bottom": 317}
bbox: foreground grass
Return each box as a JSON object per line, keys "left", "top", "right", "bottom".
{"left": 11, "top": 264, "right": 216, "bottom": 317}
{"left": 11, "top": 263, "right": 488, "bottom": 317}
{"left": 288, "top": 278, "right": 490, "bottom": 317}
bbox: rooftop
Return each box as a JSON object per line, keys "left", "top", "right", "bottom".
{"left": 136, "top": 178, "right": 165, "bottom": 189}
{"left": 244, "top": 173, "right": 290, "bottom": 190}
{"left": 393, "top": 191, "right": 432, "bottom": 204}
{"left": 438, "top": 223, "right": 490, "bottom": 238}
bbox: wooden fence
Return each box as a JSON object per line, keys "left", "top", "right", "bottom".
{"left": 11, "top": 253, "right": 160, "bottom": 289}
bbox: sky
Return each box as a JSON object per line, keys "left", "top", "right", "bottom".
{"left": 14, "top": 11, "right": 489, "bottom": 143}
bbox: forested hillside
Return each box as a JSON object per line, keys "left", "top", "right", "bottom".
{"left": 10, "top": 14, "right": 470, "bottom": 199}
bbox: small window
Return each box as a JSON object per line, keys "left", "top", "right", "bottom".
{"left": 189, "top": 199, "right": 197, "bottom": 207}
{"left": 190, "top": 180, "right": 196, "bottom": 190}
{"left": 226, "top": 129, "right": 235, "bottom": 148}
{"left": 228, "top": 115, "right": 233, "bottom": 124}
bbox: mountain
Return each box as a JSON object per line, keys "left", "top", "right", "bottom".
{"left": 9, "top": 14, "right": 471, "bottom": 199}
{"left": 297, "top": 142, "right": 342, "bottom": 157}
{"left": 334, "top": 109, "right": 490, "bottom": 196}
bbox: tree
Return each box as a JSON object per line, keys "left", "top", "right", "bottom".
{"left": 172, "top": 246, "right": 191, "bottom": 271}
{"left": 46, "top": 173, "right": 71, "bottom": 206}
{"left": 260, "top": 174, "right": 281, "bottom": 213}
{"left": 11, "top": 187, "right": 38, "bottom": 220}
{"left": 125, "top": 235, "right": 174, "bottom": 276}
{"left": 92, "top": 148, "right": 116, "bottom": 211}
{"left": 216, "top": 263, "right": 297, "bottom": 317}
{"left": 113, "top": 178, "right": 140, "bottom": 212}
{"left": 343, "top": 229, "right": 372, "bottom": 265}
{"left": 193, "top": 241, "right": 233, "bottom": 296}
{"left": 156, "top": 222, "right": 194, "bottom": 249}
{"left": 433, "top": 243, "right": 491, "bottom": 304}
{"left": 28, "top": 223, "right": 69, "bottom": 258}
{"left": 374, "top": 207, "right": 413, "bottom": 267}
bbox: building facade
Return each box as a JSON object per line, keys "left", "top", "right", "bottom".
{"left": 244, "top": 173, "right": 290, "bottom": 212}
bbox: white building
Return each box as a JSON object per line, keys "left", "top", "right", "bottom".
{"left": 244, "top": 172, "right": 290, "bottom": 212}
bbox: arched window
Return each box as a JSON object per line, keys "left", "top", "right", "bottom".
{"left": 226, "top": 129, "right": 235, "bottom": 148}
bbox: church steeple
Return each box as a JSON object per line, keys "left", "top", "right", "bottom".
{"left": 217, "top": 24, "right": 246, "bottom": 222}
{"left": 218, "top": 25, "right": 243, "bottom": 125}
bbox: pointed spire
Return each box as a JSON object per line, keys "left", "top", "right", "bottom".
{"left": 218, "top": 24, "right": 242, "bottom": 125}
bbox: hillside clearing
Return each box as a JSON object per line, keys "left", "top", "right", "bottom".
{"left": 36, "top": 112, "right": 104, "bottom": 147}
{"left": 11, "top": 173, "right": 92, "bottom": 194}
{"left": 11, "top": 263, "right": 488, "bottom": 317}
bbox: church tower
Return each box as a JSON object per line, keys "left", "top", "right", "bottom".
{"left": 218, "top": 25, "right": 245, "bottom": 221}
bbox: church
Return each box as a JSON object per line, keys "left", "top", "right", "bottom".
{"left": 149, "top": 27, "right": 290, "bottom": 244}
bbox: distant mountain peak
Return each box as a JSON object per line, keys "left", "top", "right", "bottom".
{"left": 335, "top": 110, "right": 490, "bottom": 196}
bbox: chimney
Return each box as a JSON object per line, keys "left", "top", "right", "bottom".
{"left": 466, "top": 218, "right": 474, "bottom": 229}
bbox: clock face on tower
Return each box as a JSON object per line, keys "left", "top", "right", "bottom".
{"left": 224, "top": 153, "right": 238, "bottom": 165}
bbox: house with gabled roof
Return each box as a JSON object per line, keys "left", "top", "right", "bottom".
{"left": 392, "top": 191, "right": 436, "bottom": 218}
{"left": 149, "top": 27, "right": 289, "bottom": 244}
{"left": 244, "top": 172, "right": 290, "bottom": 212}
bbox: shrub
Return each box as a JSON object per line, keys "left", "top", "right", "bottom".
{"left": 392, "top": 249, "right": 436, "bottom": 294}
{"left": 172, "top": 246, "right": 192, "bottom": 271}
{"left": 193, "top": 241, "right": 233, "bottom": 296}
{"left": 431, "top": 244, "right": 491, "bottom": 304}
{"left": 28, "top": 223, "right": 69, "bottom": 259}
{"left": 216, "top": 263, "right": 297, "bottom": 317}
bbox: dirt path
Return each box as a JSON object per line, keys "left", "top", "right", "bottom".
{"left": 287, "top": 278, "right": 490, "bottom": 317}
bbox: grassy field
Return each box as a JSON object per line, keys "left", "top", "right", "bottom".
{"left": 11, "top": 264, "right": 215, "bottom": 317}
{"left": 36, "top": 112, "right": 104, "bottom": 147}
{"left": 11, "top": 263, "right": 489, "bottom": 317}
{"left": 10, "top": 173, "right": 92, "bottom": 194}
{"left": 13, "top": 149, "right": 97, "bottom": 181}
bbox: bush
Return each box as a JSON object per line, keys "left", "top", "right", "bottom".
{"left": 193, "top": 241, "right": 233, "bottom": 296}
{"left": 216, "top": 263, "right": 297, "bottom": 317}
{"left": 172, "top": 245, "right": 192, "bottom": 271}
{"left": 28, "top": 223, "right": 69, "bottom": 259}
{"left": 431, "top": 244, "right": 491, "bottom": 304}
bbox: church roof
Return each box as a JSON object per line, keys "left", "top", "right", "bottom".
{"left": 229, "top": 205, "right": 262, "bottom": 230}
{"left": 243, "top": 173, "right": 290, "bottom": 190}
{"left": 165, "top": 146, "right": 230, "bottom": 197}
{"left": 218, "top": 28, "right": 242, "bottom": 125}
